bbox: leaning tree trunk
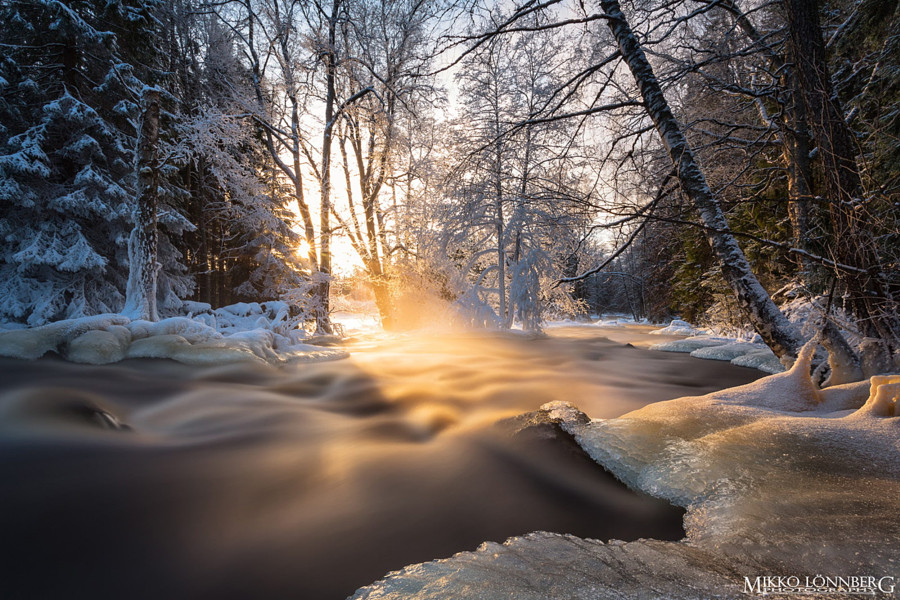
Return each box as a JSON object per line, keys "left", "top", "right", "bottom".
{"left": 599, "top": 0, "right": 802, "bottom": 360}
{"left": 785, "top": 0, "right": 900, "bottom": 358}
{"left": 123, "top": 88, "right": 161, "bottom": 322}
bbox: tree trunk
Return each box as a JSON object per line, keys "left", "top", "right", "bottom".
{"left": 316, "top": 0, "right": 340, "bottom": 335}
{"left": 785, "top": 0, "right": 900, "bottom": 353}
{"left": 599, "top": 0, "right": 803, "bottom": 360}
{"left": 370, "top": 276, "right": 394, "bottom": 330}
{"left": 123, "top": 88, "right": 161, "bottom": 321}
{"left": 782, "top": 69, "right": 815, "bottom": 283}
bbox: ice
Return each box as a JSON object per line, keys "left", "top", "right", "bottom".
{"left": 650, "top": 336, "right": 731, "bottom": 353}
{"left": 351, "top": 533, "right": 745, "bottom": 600}
{"left": 689, "top": 341, "right": 767, "bottom": 361}
{"left": 0, "top": 309, "right": 346, "bottom": 366}
{"left": 853, "top": 375, "right": 900, "bottom": 418}
{"left": 651, "top": 333, "right": 786, "bottom": 374}
{"left": 66, "top": 326, "right": 131, "bottom": 364}
{"left": 729, "top": 349, "right": 784, "bottom": 374}
{"left": 648, "top": 319, "right": 702, "bottom": 336}
{"left": 352, "top": 347, "right": 900, "bottom": 599}
{"left": 0, "top": 314, "right": 129, "bottom": 359}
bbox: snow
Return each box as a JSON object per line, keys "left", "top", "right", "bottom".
{"left": 648, "top": 319, "right": 785, "bottom": 374}
{"left": 351, "top": 348, "right": 900, "bottom": 599}
{"left": 0, "top": 304, "right": 347, "bottom": 366}
{"left": 688, "top": 341, "right": 764, "bottom": 361}
{"left": 648, "top": 319, "right": 703, "bottom": 336}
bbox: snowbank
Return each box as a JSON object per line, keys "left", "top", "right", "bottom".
{"left": 649, "top": 320, "right": 785, "bottom": 374}
{"left": 0, "top": 304, "right": 347, "bottom": 366}
{"left": 351, "top": 351, "right": 900, "bottom": 599}
{"left": 648, "top": 319, "right": 703, "bottom": 336}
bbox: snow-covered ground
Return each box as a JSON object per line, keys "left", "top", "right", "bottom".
{"left": 352, "top": 348, "right": 900, "bottom": 599}
{"left": 0, "top": 302, "right": 347, "bottom": 365}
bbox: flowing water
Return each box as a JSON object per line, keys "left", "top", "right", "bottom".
{"left": 0, "top": 324, "right": 762, "bottom": 600}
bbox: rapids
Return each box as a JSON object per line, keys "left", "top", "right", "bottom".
{"left": 0, "top": 324, "right": 761, "bottom": 599}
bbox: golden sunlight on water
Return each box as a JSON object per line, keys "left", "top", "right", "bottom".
{"left": 0, "top": 325, "right": 760, "bottom": 600}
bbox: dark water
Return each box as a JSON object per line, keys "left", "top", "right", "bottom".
{"left": 0, "top": 325, "right": 762, "bottom": 600}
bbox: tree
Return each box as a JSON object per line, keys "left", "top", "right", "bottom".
{"left": 593, "top": 0, "right": 803, "bottom": 360}
{"left": 122, "top": 88, "right": 162, "bottom": 320}
{"left": 0, "top": 0, "right": 190, "bottom": 325}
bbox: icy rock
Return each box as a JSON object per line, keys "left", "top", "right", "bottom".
{"left": 496, "top": 402, "right": 590, "bottom": 446}
{"left": 690, "top": 341, "right": 766, "bottom": 362}
{"left": 216, "top": 302, "right": 261, "bottom": 317}
{"left": 649, "top": 319, "right": 701, "bottom": 336}
{"left": 126, "top": 334, "right": 266, "bottom": 365}
{"left": 730, "top": 349, "right": 784, "bottom": 374}
{"left": 64, "top": 326, "right": 131, "bottom": 365}
{"left": 650, "top": 337, "right": 730, "bottom": 353}
{"left": 127, "top": 317, "right": 222, "bottom": 344}
{"left": 0, "top": 314, "right": 129, "bottom": 359}
{"left": 181, "top": 301, "right": 212, "bottom": 315}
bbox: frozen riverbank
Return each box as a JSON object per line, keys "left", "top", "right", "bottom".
{"left": 351, "top": 348, "right": 900, "bottom": 599}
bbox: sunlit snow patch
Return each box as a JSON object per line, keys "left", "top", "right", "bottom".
{"left": 351, "top": 346, "right": 900, "bottom": 599}
{"left": 648, "top": 319, "right": 703, "bottom": 336}
{"left": 0, "top": 313, "right": 347, "bottom": 366}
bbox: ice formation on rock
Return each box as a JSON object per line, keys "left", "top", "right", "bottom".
{"left": 648, "top": 319, "right": 702, "bottom": 336}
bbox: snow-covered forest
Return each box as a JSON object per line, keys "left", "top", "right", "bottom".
{"left": 1, "top": 0, "right": 898, "bottom": 371}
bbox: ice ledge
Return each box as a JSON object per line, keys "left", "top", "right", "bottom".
{"left": 350, "top": 533, "right": 745, "bottom": 600}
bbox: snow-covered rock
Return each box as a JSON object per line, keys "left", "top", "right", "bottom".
{"left": 689, "top": 341, "right": 766, "bottom": 361}
{"left": 0, "top": 314, "right": 130, "bottom": 360}
{"left": 66, "top": 326, "right": 131, "bottom": 364}
{"left": 351, "top": 349, "right": 900, "bottom": 599}
{"left": 650, "top": 329, "right": 786, "bottom": 374}
{"left": 650, "top": 336, "right": 731, "bottom": 353}
{"left": 648, "top": 319, "right": 702, "bottom": 336}
{"left": 730, "top": 349, "right": 783, "bottom": 374}
{"left": 0, "top": 304, "right": 346, "bottom": 366}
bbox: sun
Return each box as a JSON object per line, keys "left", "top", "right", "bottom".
{"left": 296, "top": 239, "right": 312, "bottom": 259}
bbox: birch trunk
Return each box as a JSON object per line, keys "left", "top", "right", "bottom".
{"left": 599, "top": 0, "right": 802, "bottom": 360}
{"left": 123, "top": 88, "right": 161, "bottom": 322}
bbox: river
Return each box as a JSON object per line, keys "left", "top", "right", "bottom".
{"left": 0, "top": 324, "right": 762, "bottom": 599}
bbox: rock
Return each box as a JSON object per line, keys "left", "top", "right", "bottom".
{"left": 64, "top": 328, "right": 130, "bottom": 365}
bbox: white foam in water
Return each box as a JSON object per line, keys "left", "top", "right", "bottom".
{"left": 351, "top": 344, "right": 900, "bottom": 599}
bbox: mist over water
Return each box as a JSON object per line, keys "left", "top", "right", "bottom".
{"left": 0, "top": 325, "right": 761, "bottom": 600}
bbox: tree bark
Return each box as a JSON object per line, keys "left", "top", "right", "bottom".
{"left": 599, "top": 0, "right": 803, "bottom": 360}
{"left": 785, "top": 0, "right": 900, "bottom": 353}
{"left": 123, "top": 88, "right": 161, "bottom": 321}
{"left": 316, "top": 0, "right": 340, "bottom": 335}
